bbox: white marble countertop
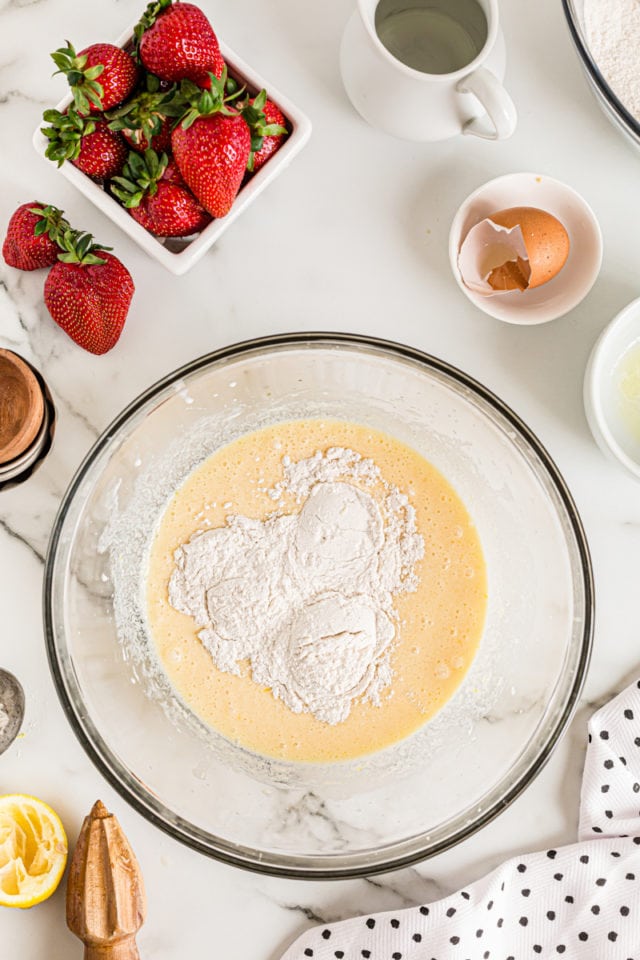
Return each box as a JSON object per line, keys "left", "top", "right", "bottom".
{"left": 2, "top": 0, "right": 640, "bottom": 956}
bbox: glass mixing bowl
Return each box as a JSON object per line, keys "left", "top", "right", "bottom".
{"left": 562, "top": 0, "right": 640, "bottom": 150}
{"left": 44, "top": 334, "right": 593, "bottom": 878}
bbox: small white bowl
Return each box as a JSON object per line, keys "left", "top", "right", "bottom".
{"left": 449, "top": 172, "right": 603, "bottom": 324}
{"left": 33, "top": 22, "right": 312, "bottom": 276}
{"left": 584, "top": 297, "right": 640, "bottom": 481}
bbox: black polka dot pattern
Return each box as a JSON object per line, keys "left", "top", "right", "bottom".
{"left": 283, "top": 679, "right": 640, "bottom": 960}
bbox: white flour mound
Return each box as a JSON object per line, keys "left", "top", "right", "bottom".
{"left": 168, "top": 448, "right": 424, "bottom": 725}
{"left": 584, "top": 0, "right": 640, "bottom": 120}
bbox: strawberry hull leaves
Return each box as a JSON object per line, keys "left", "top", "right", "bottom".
{"left": 241, "top": 91, "right": 288, "bottom": 172}
{"left": 51, "top": 41, "right": 138, "bottom": 114}
{"left": 41, "top": 109, "right": 127, "bottom": 180}
{"left": 54, "top": 227, "right": 111, "bottom": 266}
{"left": 2, "top": 203, "right": 67, "bottom": 271}
{"left": 111, "top": 149, "right": 171, "bottom": 207}
{"left": 41, "top": 108, "right": 94, "bottom": 164}
{"left": 106, "top": 74, "right": 176, "bottom": 154}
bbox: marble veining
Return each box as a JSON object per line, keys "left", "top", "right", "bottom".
{"left": 0, "top": 516, "right": 45, "bottom": 564}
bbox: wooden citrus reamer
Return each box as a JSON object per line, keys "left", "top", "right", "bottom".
{"left": 66, "top": 800, "right": 147, "bottom": 960}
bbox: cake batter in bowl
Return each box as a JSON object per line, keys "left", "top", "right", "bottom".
{"left": 44, "top": 334, "right": 593, "bottom": 878}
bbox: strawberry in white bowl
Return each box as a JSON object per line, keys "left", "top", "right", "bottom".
{"left": 33, "top": 0, "right": 311, "bottom": 275}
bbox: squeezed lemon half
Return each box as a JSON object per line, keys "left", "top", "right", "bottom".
{"left": 0, "top": 794, "right": 68, "bottom": 908}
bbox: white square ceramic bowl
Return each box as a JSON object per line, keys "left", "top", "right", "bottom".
{"left": 32, "top": 22, "right": 312, "bottom": 276}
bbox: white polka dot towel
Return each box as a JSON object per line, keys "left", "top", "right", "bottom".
{"left": 281, "top": 678, "right": 640, "bottom": 960}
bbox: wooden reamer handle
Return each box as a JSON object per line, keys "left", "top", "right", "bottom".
{"left": 67, "top": 800, "right": 147, "bottom": 960}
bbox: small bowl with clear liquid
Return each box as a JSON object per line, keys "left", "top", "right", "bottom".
{"left": 584, "top": 297, "right": 640, "bottom": 480}
{"left": 340, "top": 0, "right": 517, "bottom": 141}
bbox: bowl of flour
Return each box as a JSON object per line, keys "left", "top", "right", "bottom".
{"left": 563, "top": 0, "right": 640, "bottom": 148}
{"left": 44, "top": 333, "right": 593, "bottom": 877}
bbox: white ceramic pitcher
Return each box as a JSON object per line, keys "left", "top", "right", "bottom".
{"left": 340, "top": 0, "right": 517, "bottom": 142}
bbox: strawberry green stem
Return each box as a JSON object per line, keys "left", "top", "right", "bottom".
{"left": 24, "top": 205, "right": 111, "bottom": 266}
{"left": 241, "top": 90, "right": 288, "bottom": 171}
{"left": 106, "top": 74, "right": 175, "bottom": 145}
{"left": 55, "top": 228, "right": 111, "bottom": 266}
{"left": 164, "top": 67, "right": 246, "bottom": 131}
{"left": 111, "top": 149, "right": 170, "bottom": 208}
{"left": 41, "top": 108, "right": 96, "bottom": 166}
{"left": 50, "top": 41, "right": 105, "bottom": 114}
{"left": 28, "top": 205, "right": 70, "bottom": 244}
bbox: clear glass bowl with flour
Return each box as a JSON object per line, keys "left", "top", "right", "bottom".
{"left": 44, "top": 335, "right": 593, "bottom": 878}
{"left": 563, "top": 0, "right": 640, "bottom": 149}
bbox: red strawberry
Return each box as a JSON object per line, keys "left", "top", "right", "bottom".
{"left": 111, "top": 149, "right": 211, "bottom": 237}
{"left": 44, "top": 235, "right": 134, "bottom": 355}
{"left": 132, "top": 180, "right": 210, "bottom": 236}
{"left": 73, "top": 123, "right": 128, "bottom": 179}
{"left": 41, "top": 109, "right": 127, "bottom": 180}
{"left": 172, "top": 113, "right": 249, "bottom": 217}
{"left": 2, "top": 203, "right": 67, "bottom": 271}
{"left": 135, "top": 0, "right": 224, "bottom": 86}
{"left": 51, "top": 42, "right": 139, "bottom": 114}
{"left": 161, "top": 159, "right": 185, "bottom": 184}
{"left": 169, "top": 70, "right": 252, "bottom": 217}
{"left": 243, "top": 94, "right": 288, "bottom": 172}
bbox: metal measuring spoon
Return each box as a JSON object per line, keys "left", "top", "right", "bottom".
{"left": 0, "top": 669, "right": 25, "bottom": 755}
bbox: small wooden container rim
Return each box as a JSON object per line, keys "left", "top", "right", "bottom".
{"left": 0, "top": 349, "right": 45, "bottom": 465}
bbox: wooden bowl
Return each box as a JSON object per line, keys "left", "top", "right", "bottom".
{"left": 0, "top": 349, "right": 45, "bottom": 465}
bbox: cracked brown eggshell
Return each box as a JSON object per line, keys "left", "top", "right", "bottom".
{"left": 488, "top": 206, "right": 570, "bottom": 290}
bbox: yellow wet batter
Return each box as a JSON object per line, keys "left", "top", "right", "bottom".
{"left": 147, "top": 419, "right": 487, "bottom": 763}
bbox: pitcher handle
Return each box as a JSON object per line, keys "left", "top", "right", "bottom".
{"left": 457, "top": 67, "right": 517, "bottom": 141}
